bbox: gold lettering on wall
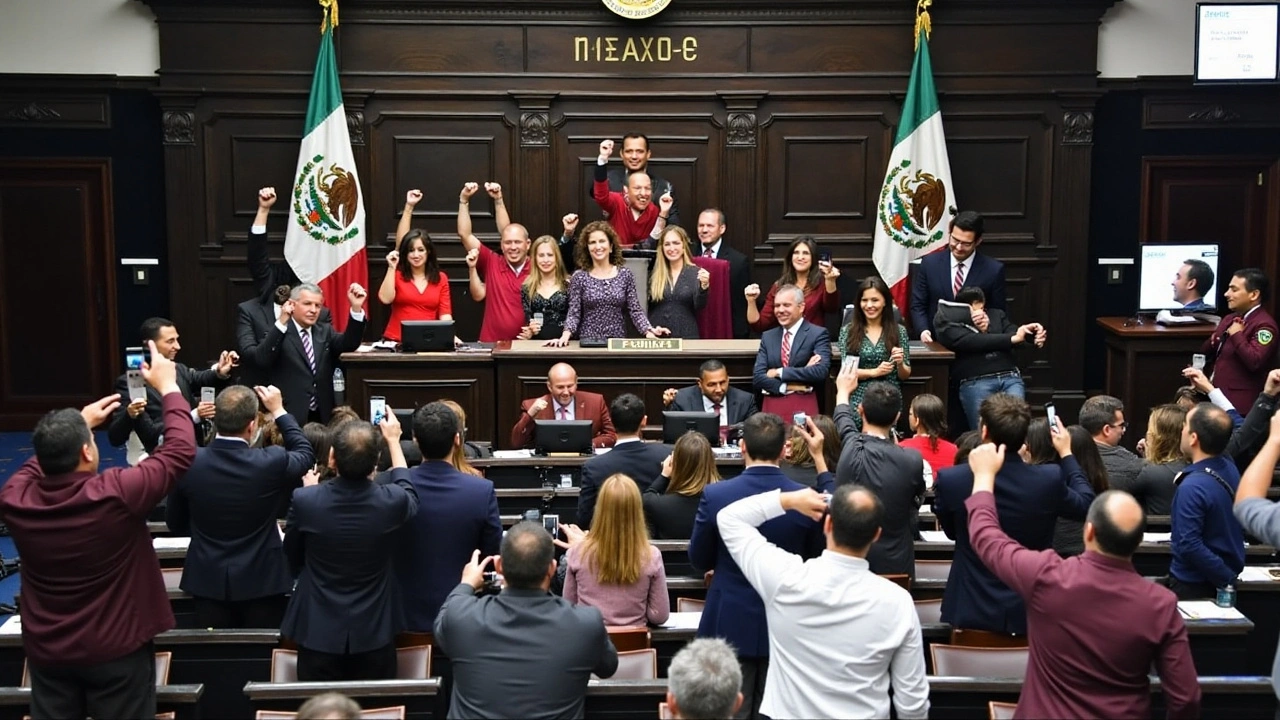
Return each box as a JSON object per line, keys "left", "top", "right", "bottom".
{"left": 574, "top": 36, "right": 699, "bottom": 63}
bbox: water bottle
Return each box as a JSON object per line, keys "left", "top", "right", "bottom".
{"left": 1215, "top": 583, "right": 1236, "bottom": 609}
{"left": 333, "top": 368, "right": 346, "bottom": 407}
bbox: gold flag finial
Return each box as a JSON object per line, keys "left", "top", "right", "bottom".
{"left": 318, "top": 0, "right": 339, "bottom": 33}
{"left": 915, "top": 0, "right": 933, "bottom": 50}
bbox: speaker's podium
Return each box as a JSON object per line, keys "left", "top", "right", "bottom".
{"left": 1097, "top": 316, "right": 1214, "bottom": 449}
{"left": 622, "top": 247, "right": 656, "bottom": 315}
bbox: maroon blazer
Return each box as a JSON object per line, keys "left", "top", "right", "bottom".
{"left": 511, "top": 390, "right": 617, "bottom": 450}
{"left": 0, "top": 393, "right": 197, "bottom": 665}
{"left": 1202, "top": 305, "right": 1279, "bottom": 412}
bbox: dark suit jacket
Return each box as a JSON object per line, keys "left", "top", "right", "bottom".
{"left": 668, "top": 385, "right": 757, "bottom": 426}
{"left": 578, "top": 440, "right": 671, "bottom": 529}
{"left": 435, "top": 584, "right": 618, "bottom": 719}
{"left": 702, "top": 242, "right": 752, "bottom": 339}
{"left": 387, "top": 460, "right": 502, "bottom": 632}
{"left": 107, "top": 363, "right": 225, "bottom": 451}
{"left": 166, "top": 413, "right": 314, "bottom": 603}
{"left": 1202, "top": 306, "right": 1280, "bottom": 413}
{"left": 642, "top": 473, "right": 702, "bottom": 539}
{"left": 688, "top": 466, "right": 827, "bottom": 658}
{"left": 910, "top": 249, "right": 1007, "bottom": 338}
{"left": 281, "top": 470, "right": 419, "bottom": 654}
{"left": 833, "top": 403, "right": 926, "bottom": 578}
{"left": 235, "top": 297, "right": 331, "bottom": 388}
{"left": 511, "top": 391, "right": 617, "bottom": 450}
{"left": 752, "top": 320, "right": 832, "bottom": 396}
{"left": 255, "top": 317, "right": 365, "bottom": 424}
{"left": 933, "top": 454, "right": 1095, "bottom": 634}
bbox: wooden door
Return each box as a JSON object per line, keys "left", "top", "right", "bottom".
{"left": 0, "top": 159, "right": 118, "bottom": 430}
{"left": 1140, "top": 156, "right": 1280, "bottom": 311}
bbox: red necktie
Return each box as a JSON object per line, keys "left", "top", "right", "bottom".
{"left": 780, "top": 329, "right": 791, "bottom": 368}
{"left": 558, "top": 405, "right": 568, "bottom": 420}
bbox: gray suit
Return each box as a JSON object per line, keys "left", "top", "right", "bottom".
{"left": 668, "top": 385, "right": 758, "bottom": 426}
{"left": 434, "top": 584, "right": 618, "bottom": 719}
{"left": 833, "top": 402, "right": 926, "bottom": 578}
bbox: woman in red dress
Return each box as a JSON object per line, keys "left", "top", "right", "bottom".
{"left": 379, "top": 191, "right": 453, "bottom": 342}
{"left": 745, "top": 235, "right": 841, "bottom": 332}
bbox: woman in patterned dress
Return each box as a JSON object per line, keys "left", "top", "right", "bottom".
{"left": 837, "top": 275, "right": 912, "bottom": 429}
{"left": 548, "top": 220, "right": 670, "bottom": 345}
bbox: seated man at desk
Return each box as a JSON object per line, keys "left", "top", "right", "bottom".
{"left": 663, "top": 359, "right": 758, "bottom": 429}
{"left": 963, "top": 444, "right": 1201, "bottom": 718}
{"left": 511, "top": 362, "right": 617, "bottom": 450}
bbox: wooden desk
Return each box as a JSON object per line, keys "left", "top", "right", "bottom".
{"left": 928, "top": 676, "right": 1275, "bottom": 719}
{"left": 1097, "top": 317, "right": 1214, "bottom": 451}
{"left": 344, "top": 340, "right": 953, "bottom": 449}
{"left": 0, "top": 684, "right": 204, "bottom": 720}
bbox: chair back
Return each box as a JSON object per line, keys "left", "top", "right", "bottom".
{"left": 154, "top": 651, "right": 173, "bottom": 684}
{"left": 989, "top": 701, "right": 1018, "bottom": 720}
{"left": 879, "top": 573, "right": 911, "bottom": 591}
{"left": 658, "top": 701, "right": 676, "bottom": 719}
{"left": 256, "top": 706, "right": 406, "bottom": 719}
{"left": 930, "top": 644, "right": 1029, "bottom": 679}
{"left": 270, "top": 648, "right": 299, "bottom": 682}
{"left": 676, "top": 597, "right": 705, "bottom": 612}
{"left": 161, "top": 567, "right": 183, "bottom": 591}
{"left": 606, "top": 625, "right": 652, "bottom": 651}
{"left": 256, "top": 713, "right": 296, "bottom": 720}
{"left": 155, "top": 714, "right": 176, "bottom": 720}
{"left": 396, "top": 644, "right": 432, "bottom": 679}
{"left": 914, "top": 598, "right": 942, "bottom": 624}
{"left": 606, "top": 648, "right": 658, "bottom": 680}
{"left": 915, "top": 559, "right": 952, "bottom": 581}
{"left": 950, "top": 628, "right": 1029, "bottom": 648}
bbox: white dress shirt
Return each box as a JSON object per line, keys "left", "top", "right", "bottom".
{"left": 701, "top": 394, "right": 728, "bottom": 426}
{"left": 717, "top": 489, "right": 930, "bottom": 720}
{"left": 702, "top": 238, "right": 724, "bottom": 258}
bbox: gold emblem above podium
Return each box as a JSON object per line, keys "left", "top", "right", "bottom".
{"left": 602, "top": 0, "right": 672, "bottom": 20}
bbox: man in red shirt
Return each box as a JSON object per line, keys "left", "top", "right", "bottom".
{"left": 0, "top": 342, "right": 196, "bottom": 719}
{"left": 963, "top": 443, "right": 1201, "bottom": 720}
{"left": 593, "top": 138, "right": 673, "bottom": 248}
{"left": 457, "top": 181, "right": 530, "bottom": 341}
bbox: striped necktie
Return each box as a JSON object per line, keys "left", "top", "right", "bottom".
{"left": 780, "top": 329, "right": 791, "bottom": 368}
{"left": 953, "top": 261, "right": 967, "bottom": 297}
{"left": 300, "top": 328, "right": 316, "bottom": 375}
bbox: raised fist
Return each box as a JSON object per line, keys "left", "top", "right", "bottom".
{"left": 483, "top": 182, "right": 502, "bottom": 199}
{"left": 406, "top": 189, "right": 422, "bottom": 206}
{"left": 386, "top": 250, "right": 400, "bottom": 268}
{"left": 599, "top": 139, "right": 615, "bottom": 158}
{"left": 697, "top": 268, "right": 710, "bottom": 289}
{"left": 659, "top": 193, "right": 674, "bottom": 213}
{"left": 460, "top": 182, "right": 479, "bottom": 200}
{"left": 347, "top": 283, "right": 368, "bottom": 311}
{"left": 563, "top": 213, "right": 580, "bottom": 236}
{"left": 258, "top": 187, "right": 277, "bottom": 209}
{"left": 744, "top": 284, "right": 761, "bottom": 301}
{"left": 662, "top": 387, "right": 677, "bottom": 406}
{"left": 465, "top": 247, "right": 480, "bottom": 268}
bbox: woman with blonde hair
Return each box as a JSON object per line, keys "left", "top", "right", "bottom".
{"left": 518, "top": 229, "right": 570, "bottom": 341}
{"left": 648, "top": 226, "right": 709, "bottom": 338}
{"left": 1121, "top": 403, "right": 1188, "bottom": 516}
{"left": 438, "top": 399, "right": 484, "bottom": 478}
{"left": 564, "top": 474, "right": 670, "bottom": 626}
{"left": 643, "top": 432, "right": 721, "bottom": 538}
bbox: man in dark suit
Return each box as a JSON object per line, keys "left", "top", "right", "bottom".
{"left": 932, "top": 394, "right": 1095, "bottom": 635}
{"left": 663, "top": 359, "right": 758, "bottom": 429}
{"left": 579, "top": 394, "right": 672, "bottom": 529}
{"left": 511, "top": 362, "right": 616, "bottom": 449}
{"left": 256, "top": 281, "right": 367, "bottom": 424}
{"left": 166, "top": 384, "right": 313, "bottom": 628}
{"left": 236, "top": 186, "right": 331, "bottom": 387}
{"left": 435, "top": 523, "right": 618, "bottom": 719}
{"left": 1201, "top": 267, "right": 1279, "bottom": 413}
{"left": 832, "top": 372, "right": 926, "bottom": 579}
{"left": 391, "top": 402, "right": 502, "bottom": 632}
{"left": 696, "top": 209, "right": 752, "bottom": 339}
{"left": 689, "top": 413, "right": 827, "bottom": 718}
{"left": 281, "top": 415, "right": 419, "bottom": 681}
{"left": 0, "top": 343, "right": 194, "bottom": 719}
{"left": 108, "top": 317, "right": 237, "bottom": 453}
{"left": 752, "top": 285, "right": 832, "bottom": 418}
{"left": 909, "top": 210, "right": 1007, "bottom": 341}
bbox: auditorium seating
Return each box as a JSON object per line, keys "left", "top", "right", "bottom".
{"left": 256, "top": 707, "right": 407, "bottom": 720}
{"left": 609, "top": 650, "right": 659, "bottom": 680}
{"left": 270, "top": 647, "right": 432, "bottom": 683}
{"left": 988, "top": 700, "right": 1017, "bottom": 719}
{"left": 930, "top": 645, "right": 1030, "bottom": 680}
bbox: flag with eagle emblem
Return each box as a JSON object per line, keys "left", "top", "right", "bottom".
{"left": 872, "top": 8, "right": 956, "bottom": 313}
{"left": 285, "top": 16, "right": 366, "bottom": 331}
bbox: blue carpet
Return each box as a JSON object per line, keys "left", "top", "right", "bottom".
{"left": 0, "top": 431, "right": 131, "bottom": 607}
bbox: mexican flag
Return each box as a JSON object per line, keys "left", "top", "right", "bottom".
{"left": 285, "top": 21, "right": 366, "bottom": 331}
{"left": 872, "top": 24, "right": 956, "bottom": 313}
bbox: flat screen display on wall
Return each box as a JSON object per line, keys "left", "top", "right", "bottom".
{"left": 1195, "top": 3, "right": 1279, "bottom": 82}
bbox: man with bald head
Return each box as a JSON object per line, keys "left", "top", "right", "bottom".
{"left": 1168, "top": 402, "right": 1245, "bottom": 599}
{"left": 964, "top": 445, "right": 1201, "bottom": 718}
{"left": 457, "top": 181, "right": 530, "bottom": 341}
{"left": 510, "top": 362, "right": 616, "bottom": 450}
{"left": 593, "top": 138, "right": 672, "bottom": 247}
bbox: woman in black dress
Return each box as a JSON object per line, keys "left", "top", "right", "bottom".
{"left": 648, "top": 226, "right": 709, "bottom": 338}
{"left": 643, "top": 431, "right": 721, "bottom": 539}
{"left": 519, "top": 235, "right": 570, "bottom": 341}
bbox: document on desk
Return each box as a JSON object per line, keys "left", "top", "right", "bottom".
{"left": 1177, "top": 601, "right": 1246, "bottom": 621}
{"left": 0, "top": 616, "right": 20, "bottom": 635}
{"left": 153, "top": 536, "right": 191, "bottom": 550}
{"left": 1239, "top": 565, "right": 1280, "bottom": 582}
{"left": 660, "top": 612, "right": 702, "bottom": 630}
{"left": 492, "top": 450, "right": 533, "bottom": 459}
{"left": 919, "top": 531, "right": 952, "bottom": 544}
{"left": 1143, "top": 532, "right": 1173, "bottom": 543}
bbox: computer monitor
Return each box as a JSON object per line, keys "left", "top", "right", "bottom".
{"left": 1195, "top": 3, "right": 1279, "bottom": 83}
{"left": 663, "top": 410, "right": 720, "bottom": 445}
{"left": 533, "top": 419, "right": 593, "bottom": 455}
{"left": 401, "top": 320, "right": 455, "bottom": 352}
{"left": 1137, "top": 243, "right": 1220, "bottom": 312}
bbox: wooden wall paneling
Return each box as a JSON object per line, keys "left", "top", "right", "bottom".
{"left": 159, "top": 95, "right": 214, "bottom": 361}
{"left": 718, "top": 92, "right": 765, "bottom": 257}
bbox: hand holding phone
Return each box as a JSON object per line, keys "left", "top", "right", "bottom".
{"left": 125, "top": 346, "right": 147, "bottom": 402}
{"left": 201, "top": 387, "right": 216, "bottom": 405}
{"left": 1045, "top": 402, "right": 1059, "bottom": 433}
{"left": 542, "top": 514, "right": 560, "bottom": 539}
{"left": 841, "top": 355, "right": 860, "bottom": 372}
{"left": 1192, "top": 353, "right": 1206, "bottom": 371}
{"left": 370, "top": 395, "right": 387, "bottom": 426}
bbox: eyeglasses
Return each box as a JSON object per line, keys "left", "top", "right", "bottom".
{"left": 1109, "top": 421, "right": 1129, "bottom": 432}
{"left": 949, "top": 234, "right": 977, "bottom": 249}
